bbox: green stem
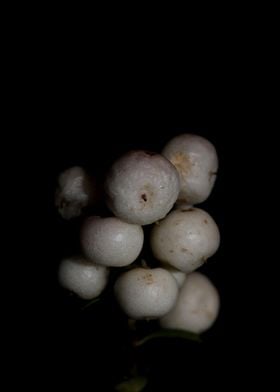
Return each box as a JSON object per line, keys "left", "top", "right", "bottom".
{"left": 134, "top": 328, "right": 201, "bottom": 346}
{"left": 81, "top": 296, "right": 101, "bottom": 310}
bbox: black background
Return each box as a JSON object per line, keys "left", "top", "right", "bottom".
{"left": 4, "top": 18, "right": 270, "bottom": 389}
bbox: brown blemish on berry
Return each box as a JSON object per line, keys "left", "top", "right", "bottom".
{"left": 181, "top": 248, "right": 188, "bottom": 253}
{"left": 139, "top": 184, "right": 154, "bottom": 207}
{"left": 141, "top": 193, "right": 147, "bottom": 202}
{"left": 170, "top": 152, "right": 192, "bottom": 176}
{"left": 204, "top": 219, "right": 208, "bottom": 224}
{"left": 142, "top": 272, "right": 154, "bottom": 284}
{"left": 169, "top": 249, "right": 174, "bottom": 253}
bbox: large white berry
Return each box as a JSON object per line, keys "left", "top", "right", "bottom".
{"left": 105, "top": 150, "right": 180, "bottom": 225}
{"left": 150, "top": 207, "right": 220, "bottom": 273}
{"left": 114, "top": 267, "right": 178, "bottom": 320}
{"left": 160, "top": 272, "right": 220, "bottom": 333}
{"left": 55, "top": 166, "right": 97, "bottom": 219}
{"left": 162, "top": 134, "right": 218, "bottom": 205}
{"left": 81, "top": 216, "right": 144, "bottom": 267}
{"left": 58, "top": 256, "right": 109, "bottom": 299}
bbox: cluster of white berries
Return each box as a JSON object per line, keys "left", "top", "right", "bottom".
{"left": 57, "top": 134, "right": 221, "bottom": 334}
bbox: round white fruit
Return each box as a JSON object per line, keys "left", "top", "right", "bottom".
{"left": 167, "top": 268, "right": 186, "bottom": 288}
{"left": 105, "top": 150, "right": 180, "bottom": 225}
{"left": 162, "top": 134, "right": 218, "bottom": 205}
{"left": 160, "top": 272, "right": 220, "bottom": 333}
{"left": 114, "top": 267, "right": 178, "bottom": 320}
{"left": 81, "top": 216, "right": 144, "bottom": 267}
{"left": 58, "top": 256, "right": 109, "bottom": 299}
{"left": 55, "top": 166, "right": 97, "bottom": 219}
{"left": 150, "top": 208, "right": 220, "bottom": 273}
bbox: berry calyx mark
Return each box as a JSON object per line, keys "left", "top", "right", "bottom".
{"left": 141, "top": 194, "right": 147, "bottom": 202}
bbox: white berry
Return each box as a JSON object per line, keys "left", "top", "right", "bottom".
{"left": 81, "top": 216, "right": 144, "bottom": 267}
{"left": 55, "top": 166, "right": 97, "bottom": 219}
{"left": 58, "top": 256, "right": 109, "bottom": 299}
{"left": 160, "top": 272, "right": 220, "bottom": 333}
{"left": 167, "top": 267, "right": 186, "bottom": 288}
{"left": 150, "top": 207, "right": 220, "bottom": 273}
{"left": 162, "top": 134, "right": 218, "bottom": 205}
{"left": 114, "top": 267, "right": 178, "bottom": 320}
{"left": 105, "top": 150, "right": 180, "bottom": 225}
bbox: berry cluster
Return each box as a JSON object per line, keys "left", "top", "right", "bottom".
{"left": 56, "top": 134, "right": 220, "bottom": 334}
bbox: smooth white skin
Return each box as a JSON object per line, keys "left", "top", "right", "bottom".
{"left": 105, "top": 151, "right": 180, "bottom": 225}
{"left": 150, "top": 208, "right": 220, "bottom": 273}
{"left": 81, "top": 216, "right": 144, "bottom": 267}
{"left": 114, "top": 268, "right": 178, "bottom": 320}
{"left": 55, "top": 166, "right": 96, "bottom": 219}
{"left": 58, "top": 256, "right": 109, "bottom": 300}
{"left": 162, "top": 134, "right": 218, "bottom": 205}
{"left": 167, "top": 268, "right": 186, "bottom": 288}
{"left": 160, "top": 272, "right": 220, "bottom": 333}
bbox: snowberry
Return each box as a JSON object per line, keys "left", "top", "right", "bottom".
{"left": 105, "top": 150, "right": 180, "bottom": 225}
{"left": 160, "top": 272, "right": 220, "bottom": 333}
{"left": 162, "top": 134, "right": 218, "bottom": 205}
{"left": 114, "top": 267, "right": 178, "bottom": 320}
{"left": 150, "top": 207, "right": 220, "bottom": 273}
{"left": 55, "top": 166, "right": 97, "bottom": 219}
{"left": 58, "top": 256, "right": 109, "bottom": 299}
{"left": 81, "top": 216, "right": 144, "bottom": 267}
{"left": 167, "top": 267, "right": 186, "bottom": 288}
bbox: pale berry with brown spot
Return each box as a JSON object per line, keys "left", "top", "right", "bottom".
{"left": 114, "top": 267, "right": 178, "bottom": 319}
{"left": 105, "top": 151, "right": 180, "bottom": 225}
{"left": 162, "top": 134, "right": 218, "bottom": 205}
{"left": 150, "top": 207, "right": 220, "bottom": 273}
